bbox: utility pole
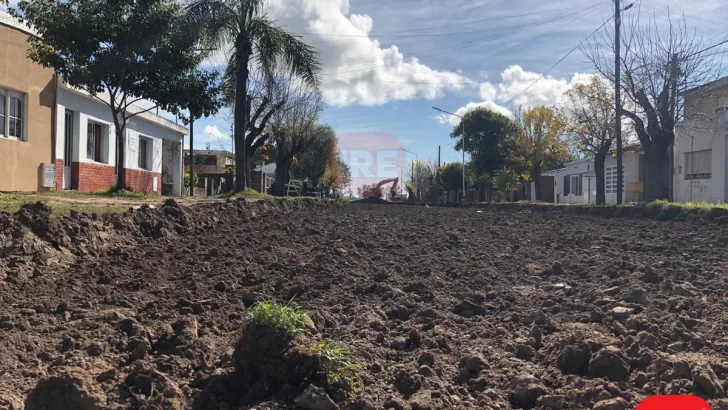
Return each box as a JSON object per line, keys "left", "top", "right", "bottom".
{"left": 438, "top": 146, "right": 441, "bottom": 168}
{"left": 669, "top": 53, "right": 679, "bottom": 201}
{"left": 614, "top": 0, "right": 623, "bottom": 204}
{"left": 189, "top": 119, "right": 194, "bottom": 197}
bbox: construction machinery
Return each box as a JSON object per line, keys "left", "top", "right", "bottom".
{"left": 362, "top": 177, "right": 406, "bottom": 201}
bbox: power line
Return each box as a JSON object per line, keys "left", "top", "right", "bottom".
{"left": 684, "top": 38, "right": 728, "bottom": 59}
{"left": 502, "top": 15, "right": 615, "bottom": 108}
{"left": 637, "top": 3, "right": 726, "bottom": 27}
{"left": 323, "top": 7, "right": 600, "bottom": 78}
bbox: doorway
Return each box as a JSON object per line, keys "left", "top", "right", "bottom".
{"left": 63, "top": 110, "right": 73, "bottom": 189}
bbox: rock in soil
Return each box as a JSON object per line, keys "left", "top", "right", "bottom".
{"left": 588, "top": 346, "right": 631, "bottom": 382}
{"left": 295, "top": 384, "right": 340, "bottom": 410}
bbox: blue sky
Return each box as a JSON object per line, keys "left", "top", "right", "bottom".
{"left": 186, "top": 0, "right": 728, "bottom": 166}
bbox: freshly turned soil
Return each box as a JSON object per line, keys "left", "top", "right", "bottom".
{"left": 2, "top": 201, "right": 728, "bottom": 409}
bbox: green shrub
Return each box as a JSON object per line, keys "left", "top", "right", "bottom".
{"left": 249, "top": 300, "right": 311, "bottom": 336}
{"left": 311, "top": 340, "right": 362, "bottom": 391}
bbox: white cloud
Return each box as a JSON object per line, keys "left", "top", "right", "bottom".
{"left": 266, "top": 0, "right": 475, "bottom": 107}
{"left": 440, "top": 65, "right": 595, "bottom": 126}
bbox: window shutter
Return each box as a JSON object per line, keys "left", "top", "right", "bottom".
{"left": 564, "top": 176, "right": 570, "bottom": 195}
{"left": 579, "top": 174, "right": 583, "bottom": 194}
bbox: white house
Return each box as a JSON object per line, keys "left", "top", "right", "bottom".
{"left": 673, "top": 77, "right": 728, "bottom": 204}
{"left": 54, "top": 83, "right": 187, "bottom": 196}
{"left": 545, "top": 148, "right": 643, "bottom": 204}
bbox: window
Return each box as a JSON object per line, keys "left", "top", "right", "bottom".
{"left": 87, "top": 122, "right": 104, "bottom": 162}
{"left": 570, "top": 174, "right": 583, "bottom": 196}
{"left": 0, "top": 89, "right": 25, "bottom": 140}
{"left": 563, "top": 175, "right": 570, "bottom": 196}
{"left": 685, "top": 150, "right": 712, "bottom": 180}
{"left": 605, "top": 165, "right": 625, "bottom": 194}
{"left": 138, "top": 137, "right": 150, "bottom": 170}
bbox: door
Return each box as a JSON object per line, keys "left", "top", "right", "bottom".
{"left": 63, "top": 110, "right": 73, "bottom": 189}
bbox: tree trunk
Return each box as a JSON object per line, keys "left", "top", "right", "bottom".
{"left": 644, "top": 140, "right": 671, "bottom": 202}
{"left": 233, "top": 45, "right": 251, "bottom": 192}
{"left": 273, "top": 157, "right": 292, "bottom": 197}
{"left": 594, "top": 152, "right": 606, "bottom": 205}
{"left": 532, "top": 163, "right": 542, "bottom": 201}
{"left": 115, "top": 125, "right": 126, "bottom": 190}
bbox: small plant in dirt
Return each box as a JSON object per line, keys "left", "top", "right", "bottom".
{"left": 310, "top": 340, "right": 362, "bottom": 391}
{"left": 249, "top": 300, "right": 312, "bottom": 336}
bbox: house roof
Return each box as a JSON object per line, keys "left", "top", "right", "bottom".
{"left": 682, "top": 76, "right": 728, "bottom": 96}
{"left": 189, "top": 149, "right": 234, "bottom": 156}
{"left": 0, "top": 11, "right": 37, "bottom": 37}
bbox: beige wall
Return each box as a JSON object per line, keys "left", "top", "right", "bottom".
{"left": 0, "top": 22, "right": 55, "bottom": 192}
{"left": 684, "top": 80, "right": 728, "bottom": 121}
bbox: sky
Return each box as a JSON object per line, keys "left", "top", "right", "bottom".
{"left": 185, "top": 0, "right": 728, "bottom": 169}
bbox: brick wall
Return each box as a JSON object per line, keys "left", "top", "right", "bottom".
{"left": 55, "top": 159, "right": 64, "bottom": 190}
{"left": 125, "top": 168, "right": 161, "bottom": 195}
{"left": 72, "top": 162, "right": 116, "bottom": 192}
{"left": 685, "top": 82, "right": 728, "bottom": 120}
{"left": 70, "top": 162, "right": 160, "bottom": 194}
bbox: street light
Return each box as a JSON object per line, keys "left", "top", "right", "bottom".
{"left": 433, "top": 106, "right": 466, "bottom": 201}
{"left": 390, "top": 162, "right": 403, "bottom": 195}
{"left": 401, "top": 148, "right": 419, "bottom": 185}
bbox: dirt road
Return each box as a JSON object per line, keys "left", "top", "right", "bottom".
{"left": 2, "top": 201, "right": 728, "bottom": 409}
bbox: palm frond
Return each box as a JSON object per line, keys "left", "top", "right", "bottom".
{"left": 184, "top": 0, "right": 239, "bottom": 49}
{"left": 250, "top": 17, "right": 321, "bottom": 87}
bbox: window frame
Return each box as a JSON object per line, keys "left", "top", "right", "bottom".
{"left": 0, "top": 88, "right": 27, "bottom": 141}
{"left": 138, "top": 136, "right": 150, "bottom": 170}
{"left": 86, "top": 121, "right": 105, "bottom": 163}
{"left": 605, "top": 165, "right": 625, "bottom": 194}
{"left": 685, "top": 150, "right": 712, "bottom": 180}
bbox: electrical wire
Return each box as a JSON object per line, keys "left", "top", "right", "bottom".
{"left": 501, "top": 15, "right": 615, "bottom": 108}
{"left": 684, "top": 38, "right": 728, "bottom": 59}
{"left": 324, "top": 6, "right": 604, "bottom": 80}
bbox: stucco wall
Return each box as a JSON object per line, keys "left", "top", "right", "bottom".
{"left": 552, "top": 160, "right": 592, "bottom": 204}
{"left": 673, "top": 116, "right": 728, "bottom": 203}
{"left": 0, "top": 22, "right": 55, "bottom": 191}
{"left": 684, "top": 81, "right": 728, "bottom": 121}
{"left": 604, "top": 151, "right": 642, "bottom": 203}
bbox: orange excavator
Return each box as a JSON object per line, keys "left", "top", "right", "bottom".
{"left": 362, "top": 177, "right": 406, "bottom": 201}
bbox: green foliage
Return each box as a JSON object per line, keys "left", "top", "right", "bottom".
{"left": 492, "top": 168, "right": 520, "bottom": 201}
{"left": 249, "top": 300, "right": 311, "bottom": 336}
{"left": 437, "top": 163, "right": 473, "bottom": 192}
{"left": 292, "top": 125, "right": 337, "bottom": 185}
{"left": 184, "top": 172, "right": 199, "bottom": 188}
{"left": 646, "top": 199, "right": 728, "bottom": 211}
{"left": 451, "top": 108, "right": 520, "bottom": 178}
{"left": 311, "top": 340, "right": 362, "bottom": 391}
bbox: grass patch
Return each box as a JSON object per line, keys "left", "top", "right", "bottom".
{"left": 311, "top": 340, "right": 362, "bottom": 391}
{"left": 221, "top": 188, "right": 275, "bottom": 200}
{"left": 645, "top": 199, "right": 728, "bottom": 211}
{"left": 89, "top": 186, "right": 146, "bottom": 199}
{"left": 249, "top": 300, "right": 312, "bottom": 335}
{"left": 0, "top": 193, "right": 129, "bottom": 217}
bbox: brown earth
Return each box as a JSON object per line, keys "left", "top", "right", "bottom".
{"left": 1, "top": 200, "right": 728, "bottom": 409}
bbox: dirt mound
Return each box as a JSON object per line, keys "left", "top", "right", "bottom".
{"left": 2, "top": 202, "right": 728, "bottom": 409}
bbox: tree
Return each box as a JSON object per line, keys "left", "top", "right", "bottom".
{"left": 492, "top": 168, "right": 520, "bottom": 201}
{"left": 13, "top": 0, "right": 219, "bottom": 190}
{"left": 291, "top": 125, "right": 337, "bottom": 186}
{"left": 437, "top": 163, "right": 473, "bottom": 192}
{"left": 406, "top": 160, "right": 437, "bottom": 200}
{"left": 585, "top": 11, "right": 724, "bottom": 201}
{"left": 511, "top": 106, "right": 569, "bottom": 200}
{"left": 450, "top": 108, "right": 520, "bottom": 178}
{"left": 562, "top": 77, "right": 621, "bottom": 204}
{"left": 267, "top": 77, "right": 324, "bottom": 196}
{"left": 186, "top": 0, "right": 321, "bottom": 192}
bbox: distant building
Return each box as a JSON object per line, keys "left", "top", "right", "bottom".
{"left": 673, "top": 77, "right": 728, "bottom": 203}
{"left": 184, "top": 149, "right": 235, "bottom": 195}
{"left": 544, "top": 146, "right": 644, "bottom": 204}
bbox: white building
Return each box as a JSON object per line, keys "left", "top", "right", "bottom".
{"left": 673, "top": 78, "right": 728, "bottom": 204}
{"left": 545, "top": 148, "right": 643, "bottom": 204}
{"left": 54, "top": 83, "right": 187, "bottom": 196}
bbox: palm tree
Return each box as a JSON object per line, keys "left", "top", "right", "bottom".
{"left": 186, "top": 0, "right": 321, "bottom": 191}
